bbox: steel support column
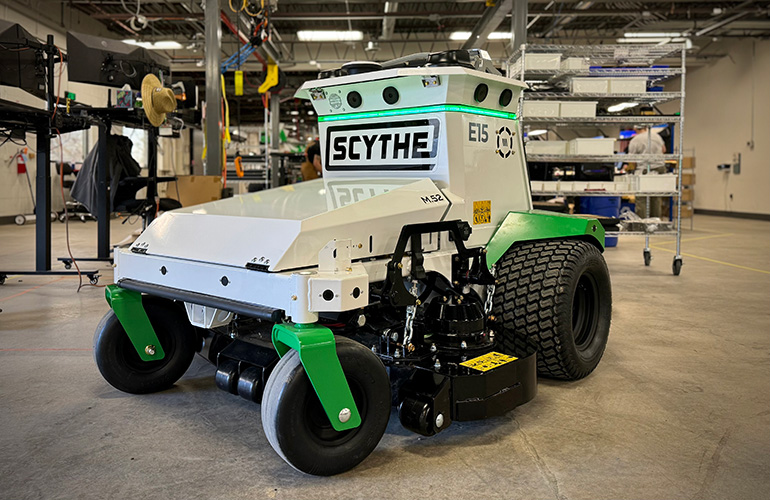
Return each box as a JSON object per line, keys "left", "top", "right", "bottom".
{"left": 270, "top": 95, "right": 281, "bottom": 188}
{"left": 204, "top": 0, "right": 222, "bottom": 176}
{"left": 512, "top": 0, "right": 528, "bottom": 51}
{"left": 461, "top": 0, "right": 513, "bottom": 50}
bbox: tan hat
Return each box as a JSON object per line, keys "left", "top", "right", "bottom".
{"left": 141, "top": 74, "right": 177, "bottom": 127}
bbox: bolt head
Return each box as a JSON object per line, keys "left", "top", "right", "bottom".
{"left": 356, "top": 314, "right": 366, "bottom": 327}
{"left": 435, "top": 413, "right": 444, "bottom": 428}
{"left": 460, "top": 341, "right": 467, "bottom": 349}
{"left": 338, "top": 408, "right": 351, "bottom": 423}
{"left": 394, "top": 350, "right": 401, "bottom": 358}
{"left": 430, "top": 343, "right": 437, "bottom": 353}
{"left": 145, "top": 345, "right": 156, "bottom": 356}
{"left": 391, "top": 331, "right": 399, "bottom": 342}
{"left": 434, "top": 359, "right": 441, "bottom": 370}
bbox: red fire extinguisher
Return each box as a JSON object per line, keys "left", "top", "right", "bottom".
{"left": 16, "top": 149, "right": 26, "bottom": 174}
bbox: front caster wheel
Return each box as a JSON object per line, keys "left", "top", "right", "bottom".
{"left": 261, "top": 336, "right": 391, "bottom": 476}
{"left": 93, "top": 298, "right": 196, "bottom": 394}
{"left": 643, "top": 249, "right": 652, "bottom": 266}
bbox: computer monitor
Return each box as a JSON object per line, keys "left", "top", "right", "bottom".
{"left": 66, "top": 31, "right": 170, "bottom": 90}
{"left": 0, "top": 20, "right": 47, "bottom": 99}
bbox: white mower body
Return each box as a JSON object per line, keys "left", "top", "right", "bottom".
{"left": 114, "top": 63, "right": 529, "bottom": 325}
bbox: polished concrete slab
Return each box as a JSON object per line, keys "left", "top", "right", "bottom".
{"left": 1, "top": 215, "right": 768, "bottom": 500}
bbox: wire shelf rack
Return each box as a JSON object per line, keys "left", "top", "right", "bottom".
{"left": 522, "top": 116, "right": 681, "bottom": 125}
{"left": 526, "top": 154, "right": 680, "bottom": 163}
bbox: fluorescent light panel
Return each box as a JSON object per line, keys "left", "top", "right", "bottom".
{"left": 527, "top": 129, "right": 548, "bottom": 137}
{"left": 607, "top": 102, "right": 639, "bottom": 113}
{"left": 449, "top": 31, "right": 512, "bottom": 41}
{"left": 122, "top": 39, "right": 183, "bottom": 50}
{"left": 297, "top": 30, "right": 363, "bottom": 42}
{"left": 624, "top": 32, "right": 684, "bottom": 38}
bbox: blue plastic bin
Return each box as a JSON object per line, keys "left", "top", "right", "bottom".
{"left": 579, "top": 196, "right": 620, "bottom": 247}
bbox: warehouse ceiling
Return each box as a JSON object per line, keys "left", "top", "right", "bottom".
{"left": 37, "top": 0, "right": 770, "bottom": 120}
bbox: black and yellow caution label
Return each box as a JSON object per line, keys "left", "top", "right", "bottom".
{"left": 460, "top": 351, "right": 517, "bottom": 372}
{"left": 473, "top": 200, "right": 491, "bottom": 225}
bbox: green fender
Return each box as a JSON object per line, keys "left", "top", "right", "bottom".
{"left": 105, "top": 285, "right": 166, "bottom": 361}
{"left": 272, "top": 323, "right": 362, "bottom": 432}
{"left": 485, "top": 210, "right": 605, "bottom": 268}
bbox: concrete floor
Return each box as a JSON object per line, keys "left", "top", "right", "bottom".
{"left": 0, "top": 215, "right": 768, "bottom": 500}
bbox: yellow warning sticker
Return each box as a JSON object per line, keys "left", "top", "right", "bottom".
{"left": 473, "top": 200, "right": 491, "bottom": 225}
{"left": 460, "top": 351, "right": 517, "bottom": 372}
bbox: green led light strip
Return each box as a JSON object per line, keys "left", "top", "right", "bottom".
{"left": 318, "top": 104, "right": 517, "bottom": 122}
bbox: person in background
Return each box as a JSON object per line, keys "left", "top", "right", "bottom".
{"left": 627, "top": 125, "right": 667, "bottom": 218}
{"left": 300, "top": 142, "right": 323, "bottom": 181}
{"left": 628, "top": 125, "right": 666, "bottom": 172}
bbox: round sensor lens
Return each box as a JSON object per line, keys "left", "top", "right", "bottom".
{"left": 382, "top": 86, "right": 399, "bottom": 105}
{"left": 347, "top": 91, "right": 362, "bottom": 108}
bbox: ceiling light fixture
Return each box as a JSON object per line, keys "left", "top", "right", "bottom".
{"left": 607, "top": 102, "right": 639, "bottom": 113}
{"left": 527, "top": 129, "right": 548, "bottom": 137}
{"left": 623, "top": 32, "right": 684, "bottom": 38}
{"left": 449, "top": 31, "right": 512, "bottom": 41}
{"left": 122, "top": 39, "right": 183, "bottom": 50}
{"left": 297, "top": 30, "right": 363, "bottom": 42}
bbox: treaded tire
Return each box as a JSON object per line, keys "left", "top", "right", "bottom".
{"left": 93, "top": 298, "right": 197, "bottom": 394}
{"left": 261, "top": 336, "right": 390, "bottom": 476}
{"left": 492, "top": 239, "right": 612, "bottom": 380}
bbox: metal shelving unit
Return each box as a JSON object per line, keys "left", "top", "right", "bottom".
{"left": 527, "top": 153, "right": 679, "bottom": 163}
{"left": 508, "top": 43, "right": 686, "bottom": 274}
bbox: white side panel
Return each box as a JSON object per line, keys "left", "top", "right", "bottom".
{"left": 115, "top": 249, "right": 295, "bottom": 312}
{"left": 273, "top": 178, "right": 449, "bottom": 270}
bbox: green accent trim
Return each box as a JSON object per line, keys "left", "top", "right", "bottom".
{"left": 318, "top": 104, "right": 517, "bottom": 123}
{"left": 486, "top": 210, "right": 605, "bottom": 268}
{"left": 271, "top": 323, "right": 362, "bottom": 431}
{"left": 105, "top": 285, "right": 166, "bottom": 362}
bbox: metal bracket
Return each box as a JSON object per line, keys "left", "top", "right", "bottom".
{"left": 271, "top": 323, "right": 361, "bottom": 432}
{"left": 105, "top": 285, "right": 165, "bottom": 361}
{"left": 381, "top": 220, "right": 495, "bottom": 307}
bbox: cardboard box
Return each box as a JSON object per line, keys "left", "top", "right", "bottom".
{"left": 679, "top": 205, "right": 694, "bottom": 218}
{"left": 676, "top": 188, "right": 694, "bottom": 202}
{"left": 681, "top": 173, "right": 696, "bottom": 185}
{"left": 169, "top": 175, "right": 223, "bottom": 207}
{"left": 682, "top": 156, "right": 696, "bottom": 169}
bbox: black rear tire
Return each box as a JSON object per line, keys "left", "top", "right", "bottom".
{"left": 93, "top": 298, "right": 196, "bottom": 394}
{"left": 493, "top": 239, "right": 612, "bottom": 380}
{"left": 261, "top": 336, "right": 390, "bottom": 475}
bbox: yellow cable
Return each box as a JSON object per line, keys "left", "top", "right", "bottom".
{"left": 220, "top": 74, "right": 231, "bottom": 144}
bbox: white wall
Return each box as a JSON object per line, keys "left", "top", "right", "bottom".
{"left": 682, "top": 39, "right": 770, "bottom": 215}
{"left": 1, "top": 2, "right": 191, "bottom": 218}
{"left": 1, "top": 2, "right": 113, "bottom": 218}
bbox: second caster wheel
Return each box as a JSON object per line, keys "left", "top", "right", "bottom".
{"left": 643, "top": 249, "right": 652, "bottom": 266}
{"left": 261, "top": 336, "right": 391, "bottom": 475}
